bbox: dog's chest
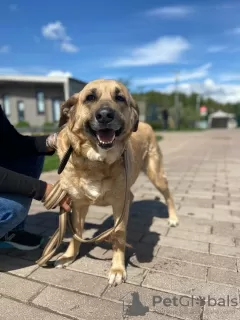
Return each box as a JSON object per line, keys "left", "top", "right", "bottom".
{"left": 80, "top": 176, "right": 111, "bottom": 201}
{"left": 64, "top": 170, "right": 113, "bottom": 202}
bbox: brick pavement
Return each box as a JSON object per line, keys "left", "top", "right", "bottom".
{"left": 1, "top": 129, "right": 240, "bottom": 319}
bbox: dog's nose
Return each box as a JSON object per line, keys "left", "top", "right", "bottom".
{"left": 95, "top": 107, "right": 115, "bottom": 124}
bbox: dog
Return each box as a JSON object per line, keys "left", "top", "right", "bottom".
{"left": 55, "top": 79, "right": 179, "bottom": 286}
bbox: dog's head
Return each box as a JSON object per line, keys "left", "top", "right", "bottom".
{"left": 59, "top": 79, "right": 139, "bottom": 150}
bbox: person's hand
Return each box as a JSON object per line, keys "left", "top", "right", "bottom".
{"left": 44, "top": 183, "right": 72, "bottom": 212}
{"left": 46, "top": 133, "right": 58, "bottom": 152}
{"left": 59, "top": 194, "right": 72, "bottom": 212}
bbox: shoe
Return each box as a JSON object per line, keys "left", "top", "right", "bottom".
{"left": 0, "top": 230, "right": 44, "bottom": 250}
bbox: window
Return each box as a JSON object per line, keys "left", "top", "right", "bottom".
{"left": 17, "top": 101, "right": 25, "bottom": 122}
{"left": 2, "top": 95, "right": 11, "bottom": 116}
{"left": 52, "top": 99, "right": 61, "bottom": 122}
{"left": 36, "top": 91, "right": 45, "bottom": 114}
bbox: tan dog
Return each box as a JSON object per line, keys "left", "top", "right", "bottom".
{"left": 55, "top": 79, "right": 179, "bottom": 286}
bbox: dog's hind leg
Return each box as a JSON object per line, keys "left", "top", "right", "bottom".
{"left": 143, "top": 136, "right": 179, "bottom": 227}
{"left": 54, "top": 203, "right": 88, "bottom": 268}
{"left": 108, "top": 191, "right": 133, "bottom": 286}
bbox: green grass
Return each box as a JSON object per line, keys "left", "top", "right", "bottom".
{"left": 43, "top": 154, "right": 60, "bottom": 172}
{"left": 42, "top": 134, "right": 164, "bottom": 172}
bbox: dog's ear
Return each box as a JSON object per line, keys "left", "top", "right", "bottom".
{"left": 129, "top": 95, "right": 139, "bottom": 132}
{"left": 58, "top": 93, "right": 79, "bottom": 128}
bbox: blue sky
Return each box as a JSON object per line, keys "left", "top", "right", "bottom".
{"left": 1, "top": 0, "right": 240, "bottom": 102}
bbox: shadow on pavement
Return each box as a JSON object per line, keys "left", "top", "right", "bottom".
{"left": 0, "top": 199, "right": 169, "bottom": 272}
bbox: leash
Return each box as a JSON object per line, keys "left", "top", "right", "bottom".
{"left": 36, "top": 146, "right": 130, "bottom": 267}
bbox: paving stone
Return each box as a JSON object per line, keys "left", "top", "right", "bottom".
{"left": 233, "top": 223, "right": 240, "bottom": 232}
{"left": 0, "top": 254, "right": 39, "bottom": 277}
{"left": 142, "top": 270, "right": 238, "bottom": 300}
{"left": 33, "top": 286, "right": 123, "bottom": 320}
{"left": 210, "top": 244, "right": 240, "bottom": 258}
{"left": 181, "top": 198, "right": 213, "bottom": 208}
{"left": 148, "top": 224, "right": 169, "bottom": 236}
{"left": 168, "top": 216, "right": 212, "bottom": 233}
{"left": 0, "top": 297, "right": 70, "bottom": 320}
{"left": 214, "top": 195, "right": 230, "bottom": 202}
{"left": 0, "top": 273, "right": 44, "bottom": 302}
{"left": 177, "top": 206, "right": 213, "bottom": 220}
{"left": 67, "top": 255, "right": 111, "bottom": 278}
{"left": 127, "top": 312, "right": 180, "bottom": 320}
{"left": 212, "top": 223, "right": 234, "bottom": 236}
{"left": 212, "top": 213, "right": 240, "bottom": 223}
{"left": 125, "top": 265, "right": 147, "bottom": 285}
{"left": 29, "top": 267, "right": 107, "bottom": 296}
{"left": 130, "top": 242, "right": 161, "bottom": 262}
{"left": 203, "top": 305, "right": 240, "bottom": 320}
{"left": 142, "top": 235, "right": 209, "bottom": 253}
{"left": 103, "top": 282, "right": 201, "bottom": 320}
{"left": 232, "top": 211, "right": 240, "bottom": 219}
{"left": 130, "top": 255, "right": 207, "bottom": 280}
{"left": 230, "top": 196, "right": 240, "bottom": 202}
{"left": 208, "top": 267, "right": 240, "bottom": 287}
{"left": 184, "top": 193, "right": 213, "bottom": 200}
{"left": 234, "top": 238, "right": 240, "bottom": 247}
{"left": 167, "top": 229, "right": 235, "bottom": 246}
{"left": 157, "top": 247, "right": 237, "bottom": 271}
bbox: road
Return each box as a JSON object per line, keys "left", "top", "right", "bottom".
{"left": 1, "top": 129, "right": 240, "bottom": 319}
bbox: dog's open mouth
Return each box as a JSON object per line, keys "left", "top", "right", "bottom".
{"left": 96, "top": 128, "right": 122, "bottom": 149}
{"left": 96, "top": 129, "right": 115, "bottom": 149}
{"left": 87, "top": 123, "right": 122, "bottom": 149}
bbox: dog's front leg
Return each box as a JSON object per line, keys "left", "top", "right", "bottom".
{"left": 55, "top": 202, "right": 88, "bottom": 268}
{"left": 108, "top": 191, "right": 133, "bottom": 286}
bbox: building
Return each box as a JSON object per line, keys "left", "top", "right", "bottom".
{"left": 0, "top": 75, "right": 87, "bottom": 126}
{"left": 208, "top": 110, "right": 237, "bottom": 129}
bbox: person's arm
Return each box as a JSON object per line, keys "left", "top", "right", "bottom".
{"left": 0, "top": 166, "right": 71, "bottom": 211}
{"left": 0, "top": 166, "right": 47, "bottom": 200}
{"left": 0, "top": 106, "right": 56, "bottom": 156}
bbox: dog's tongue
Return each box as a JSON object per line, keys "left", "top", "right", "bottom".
{"left": 96, "top": 129, "right": 115, "bottom": 143}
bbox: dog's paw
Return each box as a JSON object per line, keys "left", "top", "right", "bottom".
{"left": 168, "top": 217, "right": 179, "bottom": 227}
{"left": 54, "top": 255, "right": 76, "bottom": 268}
{"left": 108, "top": 267, "right": 127, "bottom": 286}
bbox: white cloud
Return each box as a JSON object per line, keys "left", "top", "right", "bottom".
{"left": 0, "top": 45, "right": 10, "bottom": 53}
{"left": 42, "top": 21, "right": 78, "bottom": 53}
{"left": 161, "top": 78, "right": 240, "bottom": 103}
{"left": 0, "top": 67, "right": 18, "bottom": 74}
{"left": 133, "top": 63, "right": 211, "bottom": 86}
{"left": 0, "top": 66, "right": 48, "bottom": 75}
{"left": 146, "top": 6, "right": 194, "bottom": 18}
{"left": 207, "top": 45, "right": 227, "bottom": 53}
{"left": 42, "top": 21, "right": 67, "bottom": 40}
{"left": 47, "top": 70, "right": 72, "bottom": 77}
{"left": 61, "top": 41, "right": 79, "bottom": 53}
{"left": 9, "top": 4, "right": 17, "bottom": 11}
{"left": 219, "top": 73, "right": 240, "bottom": 82}
{"left": 110, "top": 36, "right": 190, "bottom": 67}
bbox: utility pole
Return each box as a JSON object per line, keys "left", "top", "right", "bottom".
{"left": 174, "top": 71, "right": 180, "bottom": 129}
{"left": 196, "top": 94, "right": 201, "bottom": 112}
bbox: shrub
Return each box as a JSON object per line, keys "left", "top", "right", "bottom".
{"left": 15, "top": 121, "right": 30, "bottom": 128}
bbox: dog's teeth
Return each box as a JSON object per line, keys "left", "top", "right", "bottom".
{"left": 98, "top": 139, "right": 115, "bottom": 145}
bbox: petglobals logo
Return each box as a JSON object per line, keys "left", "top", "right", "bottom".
{"left": 152, "top": 295, "right": 239, "bottom": 308}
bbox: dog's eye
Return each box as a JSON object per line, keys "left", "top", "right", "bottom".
{"left": 85, "top": 94, "right": 96, "bottom": 102}
{"left": 115, "top": 95, "right": 126, "bottom": 102}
